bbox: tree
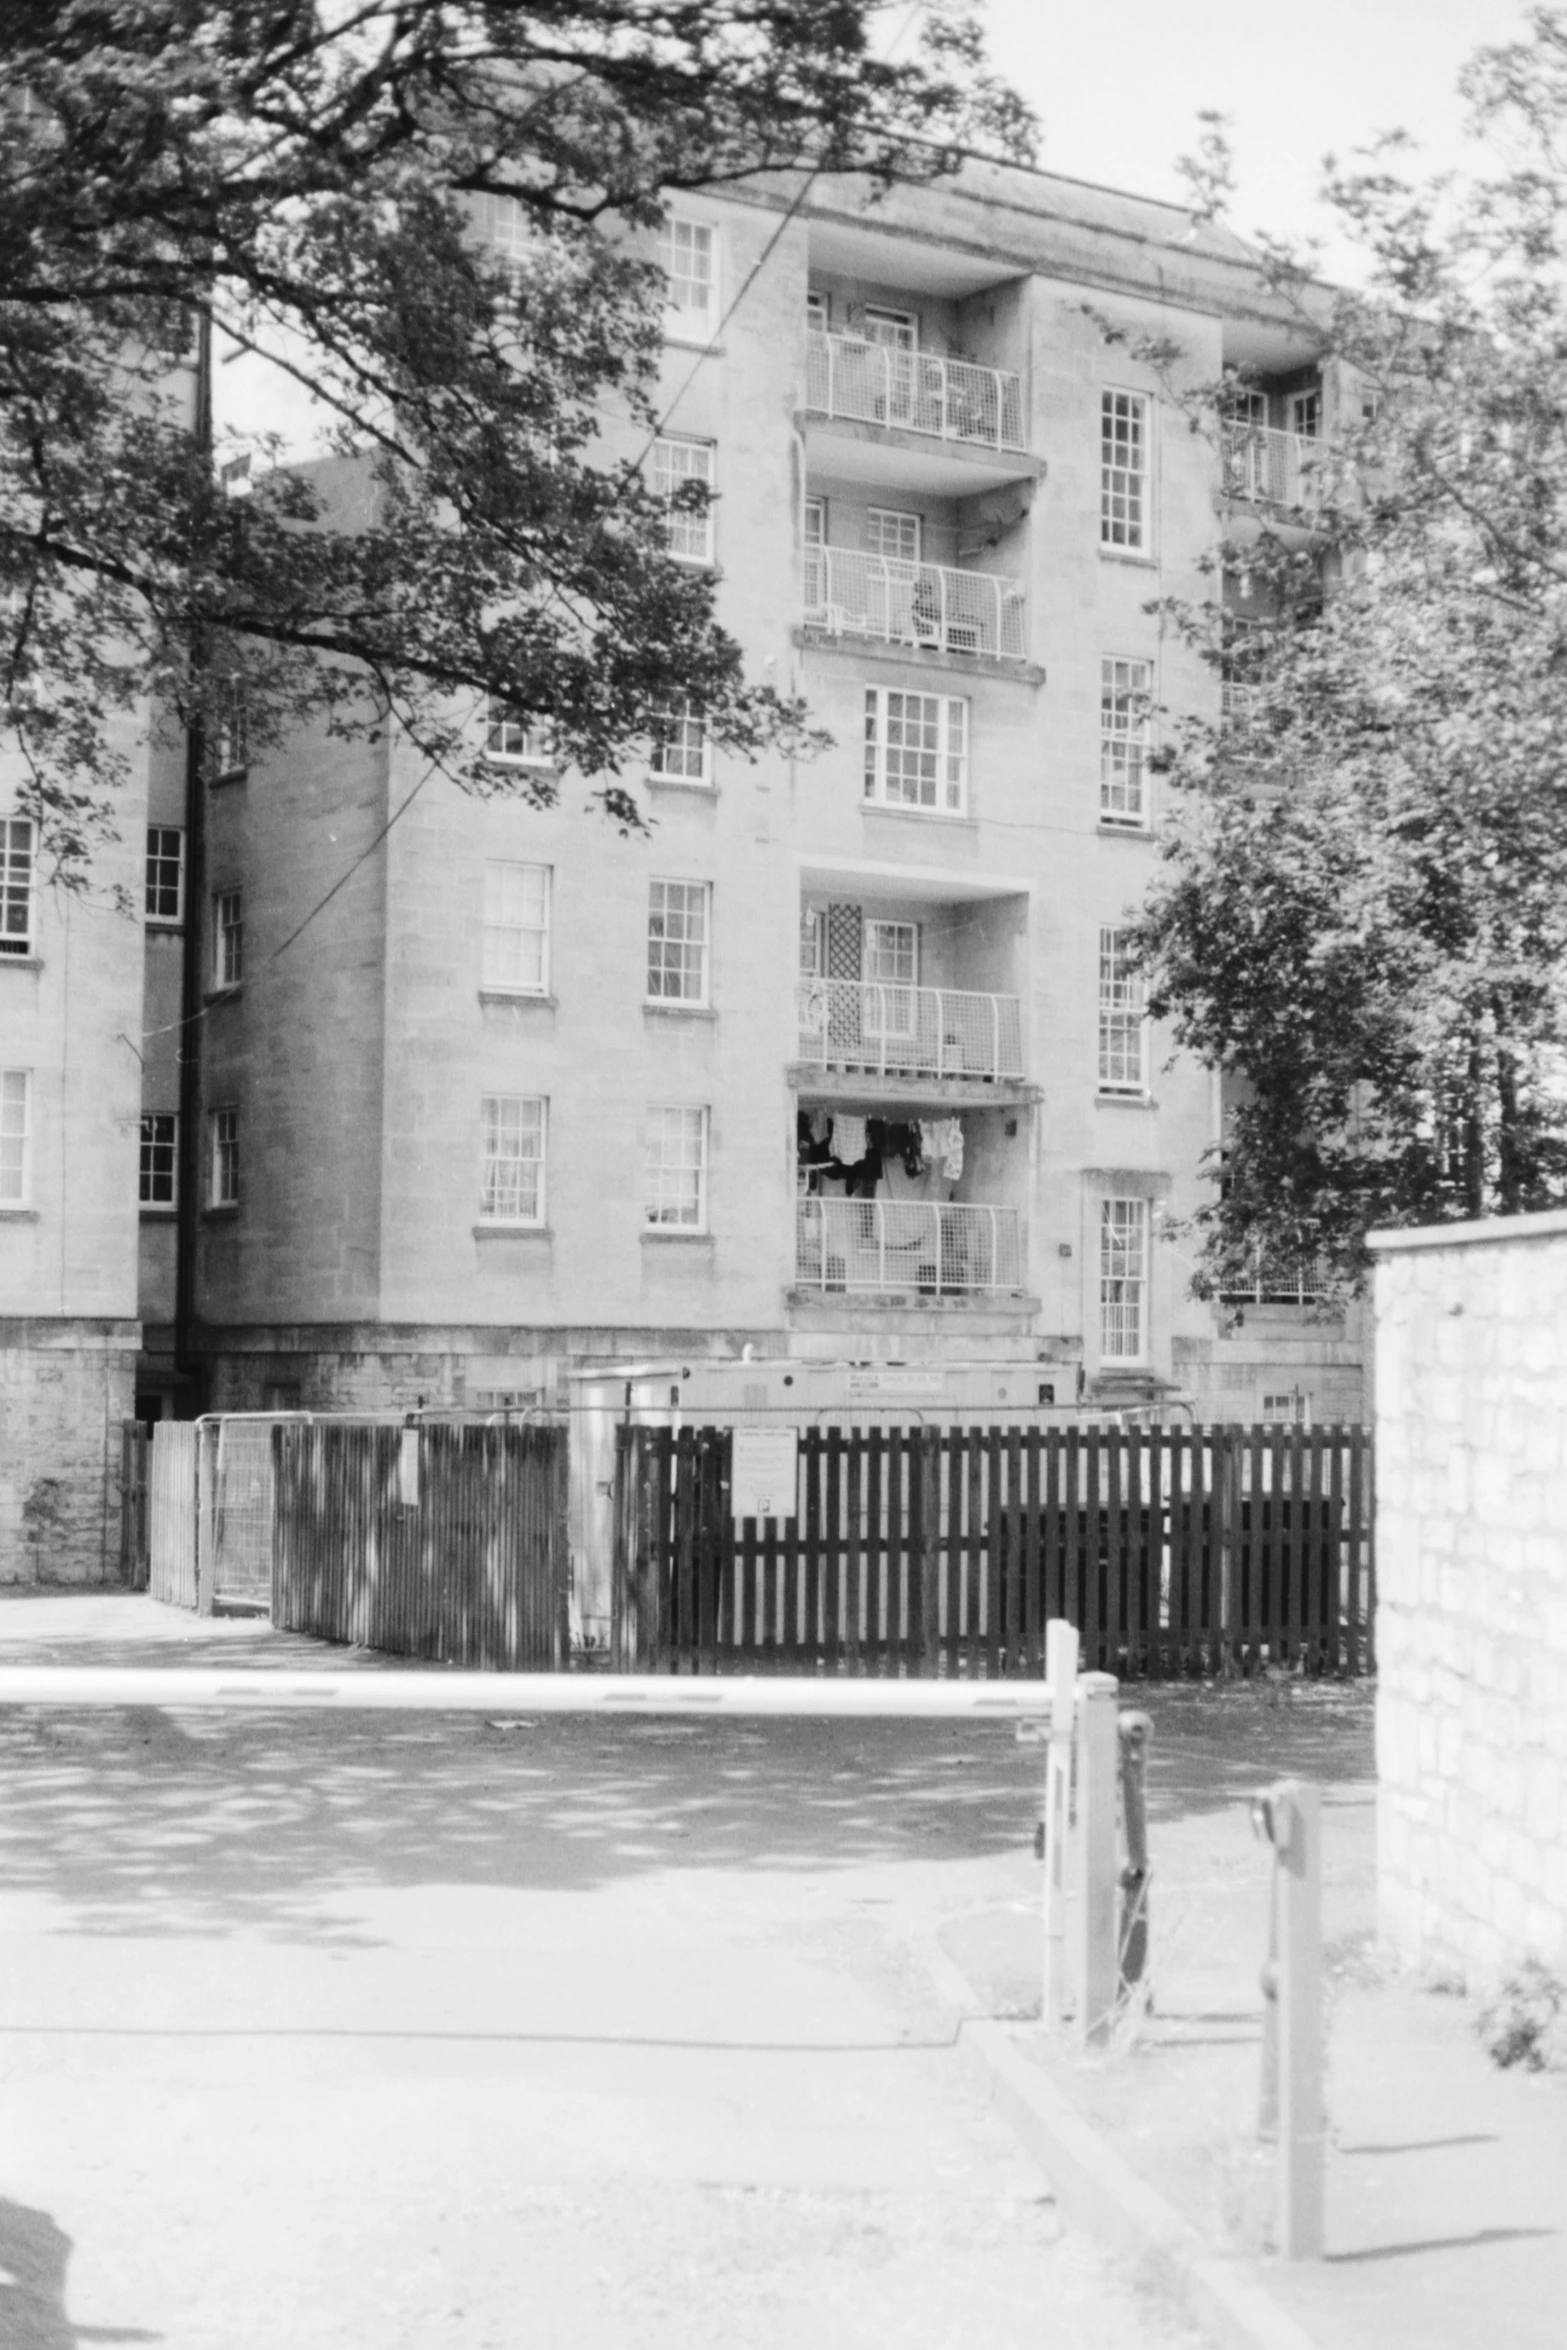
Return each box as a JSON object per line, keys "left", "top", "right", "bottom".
{"left": 1129, "top": 8, "right": 1567, "bottom": 1300}
{"left": 0, "top": 2, "right": 1036, "bottom": 882}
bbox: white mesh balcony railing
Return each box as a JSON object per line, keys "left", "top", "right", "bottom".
{"left": 1217, "top": 1254, "right": 1332, "bottom": 1305}
{"left": 804, "top": 545, "right": 1026, "bottom": 661}
{"left": 795, "top": 1198, "right": 1023, "bottom": 1295}
{"left": 796, "top": 979, "right": 1023, "bottom": 1081}
{"left": 806, "top": 331, "right": 1025, "bottom": 452}
{"left": 1220, "top": 424, "right": 1326, "bottom": 511}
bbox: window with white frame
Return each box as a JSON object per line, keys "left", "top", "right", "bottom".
{"left": 484, "top": 698, "right": 552, "bottom": 767}
{"left": 865, "top": 918, "right": 917, "bottom": 987}
{"left": 643, "top": 1105, "right": 708, "bottom": 1230}
{"left": 1097, "top": 926, "right": 1147, "bottom": 1093}
{"left": 659, "top": 215, "right": 716, "bottom": 340}
{"left": 209, "top": 1107, "right": 239, "bottom": 1207}
{"left": 651, "top": 436, "right": 715, "bottom": 564}
{"left": 145, "top": 826, "right": 185, "bottom": 925}
{"left": 1100, "top": 657, "right": 1152, "bottom": 827}
{"left": 863, "top": 688, "right": 967, "bottom": 814}
{"left": 1100, "top": 390, "right": 1148, "bottom": 551}
{"left": 480, "top": 1094, "right": 546, "bottom": 1225}
{"left": 646, "top": 879, "right": 710, "bottom": 1005}
{"left": 865, "top": 507, "right": 920, "bottom": 563}
{"left": 805, "top": 290, "right": 828, "bottom": 334}
{"left": 803, "top": 498, "right": 825, "bottom": 607}
{"left": 213, "top": 890, "right": 243, "bottom": 990}
{"left": 1264, "top": 1391, "right": 1311, "bottom": 1425}
{"left": 863, "top": 306, "right": 916, "bottom": 350}
{"left": 1, "top": 815, "right": 33, "bottom": 955}
{"left": 139, "top": 1112, "right": 178, "bottom": 1207}
{"left": 212, "top": 673, "right": 248, "bottom": 778}
{"left": 649, "top": 699, "right": 709, "bottom": 785}
{"left": 0, "top": 1069, "right": 29, "bottom": 1205}
{"left": 1287, "top": 389, "right": 1321, "bottom": 440}
{"left": 1100, "top": 1197, "right": 1148, "bottom": 1364}
{"left": 472, "top": 189, "right": 530, "bottom": 291}
{"left": 482, "top": 861, "right": 550, "bottom": 994}
{"left": 865, "top": 917, "right": 917, "bottom": 1036}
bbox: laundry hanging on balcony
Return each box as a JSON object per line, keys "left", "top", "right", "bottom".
{"left": 918, "top": 1116, "right": 965, "bottom": 1182}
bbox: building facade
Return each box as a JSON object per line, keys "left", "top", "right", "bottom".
{"left": 146, "top": 160, "right": 1365, "bottom": 1433}
{"left": 1, "top": 732, "right": 153, "bottom": 1582}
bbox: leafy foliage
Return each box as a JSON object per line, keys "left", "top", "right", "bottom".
{"left": 1131, "top": 9, "right": 1567, "bottom": 1297}
{"left": 0, "top": 2, "right": 1035, "bottom": 880}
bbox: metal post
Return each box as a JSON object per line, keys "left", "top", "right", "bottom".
{"left": 1252, "top": 1778, "right": 1324, "bottom": 2257}
{"left": 1070, "top": 1670, "right": 1121, "bottom": 2047}
{"left": 1117, "top": 1711, "right": 1152, "bottom": 1991}
{"left": 1040, "top": 1617, "right": 1079, "bottom": 2031}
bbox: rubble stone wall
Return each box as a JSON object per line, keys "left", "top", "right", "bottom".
{"left": 1372, "top": 1209, "right": 1567, "bottom": 1982}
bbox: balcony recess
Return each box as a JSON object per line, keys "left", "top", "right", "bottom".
{"left": 797, "top": 979, "right": 1022, "bottom": 1082}
{"left": 795, "top": 1198, "right": 1022, "bottom": 1296}
{"left": 805, "top": 546, "right": 1026, "bottom": 663}
{"left": 1220, "top": 423, "right": 1325, "bottom": 512}
{"left": 806, "top": 330, "right": 1025, "bottom": 453}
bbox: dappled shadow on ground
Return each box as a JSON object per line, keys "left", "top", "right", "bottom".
{"left": 0, "top": 1599, "right": 1375, "bottom": 1947}
{"left": 1131, "top": 1680, "right": 1375, "bottom": 1817}
{"left": 0, "top": 1707, "right": 1051, "bottom": 1945}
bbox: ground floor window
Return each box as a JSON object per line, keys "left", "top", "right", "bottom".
{"left": 1100, "top": 1195, "right": 1148, "bottom": 1363}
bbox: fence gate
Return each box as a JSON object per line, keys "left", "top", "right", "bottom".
{"left": 612, "top": 1421, "right": 1374, "bottom": 1679}
{"left": 148, "top": 1422, "right": 198, "bottom": 1609}
{"left": 198, "top": 1416, "right": 291, "bottom": 1610}
{"left": 119, "top": 1422, "right": 150, "bottom": 1589}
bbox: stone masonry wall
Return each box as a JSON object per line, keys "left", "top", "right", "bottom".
{"left": 0, "top": 1322, "right": 140, "bottom": 1585}
{"left": 1371, "top": 1209, "right": 1567, "bottom": 1983}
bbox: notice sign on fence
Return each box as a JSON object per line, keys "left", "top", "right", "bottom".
{"left": 731, "top": 1428, "right": 798, "bottom": 1523}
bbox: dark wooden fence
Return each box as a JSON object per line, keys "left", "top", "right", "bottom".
{"left": 613, "top": 1421, "right": 1374, "bottom": 1679}
{"left": 272, "top": 1421, "right": 569, "bottom": 1668}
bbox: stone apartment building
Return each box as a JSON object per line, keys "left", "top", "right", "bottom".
{"left": 2, "top": 156, "right": 1367, "bottom": 1578}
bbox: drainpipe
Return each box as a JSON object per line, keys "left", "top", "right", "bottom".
{"left": 172, "top": 305, "right": 212, "bottom": 1406}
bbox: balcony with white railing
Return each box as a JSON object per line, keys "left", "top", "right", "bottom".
{"left": 795, "top": 1198, "right": 1023, "bottom": 1297}
{"left": 804, "top": 545, "right": 1027, "bottom": 662}
{"left": 797, "top": 979, "right": 1023, "bottom": 1083}
{"left": 1218, "top": 1254, "right": 1332, "bottom": 1306}
{"left": 1220, "top": 424, "right": 1327, "bottom": 513}
{"left": 806, "top": 331, "right": 1025, "bottom": 453}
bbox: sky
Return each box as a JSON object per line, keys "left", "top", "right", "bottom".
{"left": 982, "top": 0, "right": 1534, "bottom": 281}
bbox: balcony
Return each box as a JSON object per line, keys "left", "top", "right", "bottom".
{"left": 797, "top": 979, "right": 1022, "bottom": 1082}
{"left": 1218, "top": 1255, "right": 1332, "bottom": 1306}
{"left": 1220, "top": 424, "right": 1326, "bottom": 512}
{"left": 806, "top": 331, "right": 1024, "bottom": 453}
{"left": 795, "top": 1198, "right": 1023, "bottom": 1296}
{"left": 804, "top": 545, "right": 1026, "bottom": 662}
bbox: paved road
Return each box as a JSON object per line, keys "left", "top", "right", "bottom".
{"left": 0, "top": 1601, "right": 1211, "bottom": 2350}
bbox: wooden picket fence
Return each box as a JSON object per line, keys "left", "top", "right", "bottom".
{"left": 613, "top": 1421, "right": 1374, "bottom": 1679}
{"left": 272, "top": 1421, "right": 569, "bottom": 1668}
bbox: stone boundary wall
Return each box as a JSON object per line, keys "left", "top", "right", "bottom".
{"left": 0, "top": 1321, "right": 139, "bottom": 1586}
{"left": 1371, "top": 1208, "right": 1567, "bottom": 1982}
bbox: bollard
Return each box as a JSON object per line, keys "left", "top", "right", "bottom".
{"left": 1040, "top": 1618, "right": 1079, "bottom": 2031}
{"left": 1069, "top": 1672, "right": 1121, "bottom": 2047}
{"left": 1252, "top": 1778, "right": 1324, "bottom": 2258}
